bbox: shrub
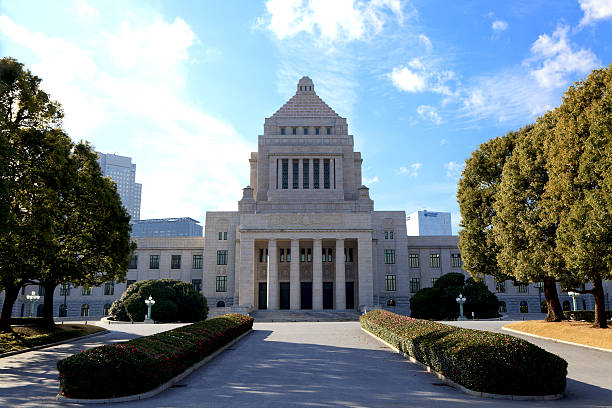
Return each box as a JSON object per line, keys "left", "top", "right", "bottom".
{"left": 410, "top": 273, "right": 499, "bottom": 319}
{"left": 563, "top": 310, "right": 612, "bottom": 322}
{"left": 361, "top": 309, "right": 567, "bottom": 396}
{"left": 109, "top": 279, "right": 208, "bottom": 322}
{"left": 57, "top": 313, "right": 253, "bottom": 399}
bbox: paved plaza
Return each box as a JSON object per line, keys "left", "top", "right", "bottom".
{"left": 0, "top": 320, "right": 610, "bottom": 407}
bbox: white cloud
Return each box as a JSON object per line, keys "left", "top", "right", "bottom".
{"left": 444, "top": 161, "right": 465, "bottom": 178}
{"left": 75, "top": 0, "right": 99, "bottom": 18}
{"left": 363, "top": 175, "right": 379, "bottom": 184}
{"left": 418, "top": 33, "right": 432, "bottom": 50}
{"left": 527, "top": 25, "right": 599, "bottom": 89}
{"left": 416, "top": 105, "right": 442, "bottom": 124}
{"left": 579, "top": 0, "right": 612, "bottom": 25}
{"left": 389, "top": 65, "right": 426, "bottom": 92}
{"left": 0, "top": 14, "right": 252, "bottom": 221}
{"left": 398, "top": 163, "right": 422, "bottom": 177}
{"left": 388, "top": 58, "right": 457, "bottom": 95}
{"left": 260, "top": 0, "right": 403, "bottom": 43}
{"left": 440, "top": 138, "right": 448, "bottom": 145}
{"left": 491, "top": 20, "right": 508, "bottom": 32}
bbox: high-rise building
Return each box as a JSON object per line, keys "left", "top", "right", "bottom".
{"left": 131, "top": 217, "right": 203, "bottom": 237}
{"left": 406, "top": 210, "right": 452, "bottom": 236}
{"left": 97, "top": 153, "right": 142, "bottom": 222}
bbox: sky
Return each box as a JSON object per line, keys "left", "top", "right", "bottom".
{"left": 1, "top": 0, "right": 611, "bottom": 233}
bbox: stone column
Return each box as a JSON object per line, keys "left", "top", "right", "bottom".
{"left": 267, "top": 239, "right": 279, "bottom": 310}
{"left": 335, "top": 239, "right": 345, "bottom": 310}
{"left": 318, "top": 158, "right": 323, "bottom": 190}
{"left": 313, "top": 238, "right": 323, "bottom": 310}
{"left": 238, "top": 237, "right": 254, "bottom": 308}
{"left": 290, "top": 239, "right": 300, "bottom": 310}
{"left": 357, "top": 236, "right": 374, "bottom": 309}
{"left": 298, "top": 158, "right": 303, "bottom": 190}
{"left": 309, "top": 158, "right": 314, "bottom": 189}
{"left": 289, "top": 159, "right": 294, "bottom": 190}
{"left": 277, "top": 158, "right": 282, "bottom": 190}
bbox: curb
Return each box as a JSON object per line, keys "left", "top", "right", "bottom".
{"left": 361, "top": 327, "right": 563, "bottom": 401}
{"left": 56, "top": 329, "right": 253, "bottom": 404}
{"left": 0, "top": 329, "right": 110, "bottom": 360}
{"left": 501, "top": 327, "right": 612, "bottom": 353}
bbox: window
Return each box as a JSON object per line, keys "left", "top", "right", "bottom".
{"left": 385, "top": 275, "right": 396, "bottom": 291}
{"left": 171, "top": 255, "right": 181, "bottom": 269}
{"left": 451, "top": 253, "right": 462, "bottom": 268}
{"left": 281, "top": 127, "right": 285, "bottom": 135}
{"left": 327, "top": 248, "right": 332, "bottom": 262}
{"left": 410, "top": 278, "right": 420, "bottom": 293}
{"left": 103, "top": 304, "right": 111, "bottom": 316}
{"left": 326, "top": 127, "right": 331, "bottom": 135}
{"left": 216, "top": 300, "right": 226, "bottom": 307}
{"left": 313, "top": 159, "right": 320, "bottom": 189}
{"left": 282, "top": 159, "right": 288, "bottom": 189}
{"left": 192, "top": 278, "right": 202, "bottom": 293}
{"left": 81, "top": 304, "right": 90, "bottom": 317}
{"left": 217, "top": 250, "right": 228, "bottom": 265}
{"left": 520, "top": 301, "right": 528, "bottom": 313}
{"left": 216, "top": 276, "right": 227, "bottom": 292}
{"left": 193, "top": 255, "right": 203, "bottom": 269}
{"left": 293, "top": 159, "right": 299, "bottom": 189}
{"left": 128, "top": 255, "right": 138, "bottom": 269}
{"left": 127, "top": 280, "right": 136, "bottom": 288}
{"left": 430, "top": 253, "right": 440, "bottom": 268}
{"left": 286, "top": 248, "right": 291, "bottom": 262}
{"left": 38, "top": 285, "right": 45, "bottom": 296}
{"left": 307, "top": 248, "right": 312, "bottom": 262}
{"left": 300, "top": 248, "right": 306, "bottom": 262}
{"left": 384, "top": 249, "right": 395, "bottom": 264}
{"left": 303, "top": 159, "right": 309, "bottom": 189}
{"left": 535, "top": 281, "right": 544, "bottom": 293}
{"left": 409, "top": 254, "right": 419, "bottom": 268}
{"left": 323, "top": 159, "right": 330, "bottom": 189}
{"left": 344, "top": 247, "right": 354, "bottom": 262}
{"left": 150, "top": 255, "right": 160, "bottom": 269}
{"left": 518, "top": 283, "right": 527, "bottom": 293}
{"left": 496, "top": 281, "right": 506, "bottom": 293}
{"left": 315, "top": 127, "right": 320, "bottom": 135}
{"left": 224, "top": 232, "right": 227, "bottom": 240}
{"left": 499, "top": 301, "right": 507, "bottom": 313}
{"left": 60, "top": 283, "right": 70, "bottom": 296}
{"left": 303, "top": 127, "right": 308, "bottom": 135}
{"left": 432, "top": 278, "right": 439, "bottom": 287}
{"left": 82, "top": 286, "right": 92, "bottom": 296}
{"left": 59, "top": 304, "right": 67, "bottom": 317}
{"left": 280, "top": 248, "right": 285, "bottom": 262}
{"left": 321, "top": 248, "right": 326, "bottom": 262}
{"left": 260, "top": 248, "right": 268, "bottom": 263}
{"left": 219, "top": 231, "right": 223, "bottom": 240}
{"left": 292, "top": 127, "right": 296, "bottom": 135}
{"left": 384, "top": 231, "right": 394, "bottom": 240}
{"left": 104, "top": 281, "right": 114, "bottom": 296}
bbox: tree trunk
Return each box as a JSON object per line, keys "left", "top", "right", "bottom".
{"left": 543, "top": 277, "right": 564, "bottom": 322}
{"left": 42, "top": 281, "right": 57, "bottom": 328}
{"left": 592, "top": 277, "right": 608, "bottom": 329}
{"left": 0, "top": 284, "right": 19, "bottom": 332}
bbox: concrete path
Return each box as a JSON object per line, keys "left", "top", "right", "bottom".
{"left": 1, "top": 321, "right": 611, "bottom": 407}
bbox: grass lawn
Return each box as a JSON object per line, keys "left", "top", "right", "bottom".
{"left": 505, "top": 320, "right": 611, "bottom": 350}
{"left": 0, "top": 324, "right": 105, "bottom": 355}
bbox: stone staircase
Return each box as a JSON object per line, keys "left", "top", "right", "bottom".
{"left": 251, "top": 310, "right": 361, "bottom": 322}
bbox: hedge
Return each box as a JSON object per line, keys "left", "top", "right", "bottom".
{"left": 563, "top": 310, "right": 612, "bottom": 322}
{"left": 361, "top": 309, "right": 567, "bottom": 396}
{"left": 57, "top": 313, "right": 253, "bottom": 399}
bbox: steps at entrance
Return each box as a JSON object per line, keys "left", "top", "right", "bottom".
{"left": 252, "top": 310, "right": 361, "bottom": 322}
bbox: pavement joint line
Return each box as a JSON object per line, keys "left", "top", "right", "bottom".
{"left": 56, "top": 329, "right": 253, "bottom": 404}
{"left": 360, "top": 327, "right": 564, "bottom": 401}
{"left": 501, "top": 327, "right": 612, "bottom": 353}
{"left": 0, "top": 329, "right": 110, "bottom": 360}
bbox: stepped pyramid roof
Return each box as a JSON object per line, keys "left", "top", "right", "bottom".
{"left": 269, "top": 77, "right": 344, "bottom": 119}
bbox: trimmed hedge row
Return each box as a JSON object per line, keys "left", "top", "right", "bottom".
{"left": 57, "top": 313, "right": 253, "bottom": 399}
{"left": 361, "top": 309, "right": 567, "bottom": 396}
{"left": 563, "top": 310, "right": 612, "bottom": 322}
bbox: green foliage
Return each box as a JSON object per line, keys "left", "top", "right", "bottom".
{"left": 0, "top": 324, "right": 103, "bottom": 354}
{"left": 57, "top": 314, "right": 253, "bottom": 399}
{"left": 563, "top": 310, "right": 612, "bottom": 322}
{"left": 410, "top": 273, "right": 499, "bottom": 319}
{"left": 110, "top": 279, "right": 208, "bottom": 323}
{"left": 361, "top": 310, "right": 567, "bottom": 396}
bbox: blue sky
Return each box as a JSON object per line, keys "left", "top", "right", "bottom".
{"left": 1, "top": 0, "right": 611, "bottom": 233}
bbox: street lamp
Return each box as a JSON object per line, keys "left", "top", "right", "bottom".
{"left": 567, "top": 291, "right": 579, "bottom": 311}
{"left": 456, "top": 293, "right": 467, "bottom": 321}
{"left": 26, "top": 291, "right": 40, "bottom": 318}
{"left": 144, "top": 296, "right": 155, "bottom": 322}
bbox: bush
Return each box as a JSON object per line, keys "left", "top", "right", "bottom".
{"left": 563, "top": 310, "right": 612, "bottom": 322}
{"left": 410, "top": 273, "right": 499, "bottom": 320}
{"left": 9, "top": 317, "right": 44, "bottom": 326}
{"left": 109, "top": 279, "right": 208, "bottom": 322}
{"left": 361, "top": 309, "right": 567, "bottom": 396}
{"left": 57, "top": 313, "right": 253, "bottom": 399}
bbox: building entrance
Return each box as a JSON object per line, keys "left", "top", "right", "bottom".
{"left": 280, "top": 282, "right": 290, "bottom": 309}
{"left": 300, "top": 282, "right": 312, "bottom": 309}
{"left": 258, "top": 282, "right": 267, "bottom": 310}
{"left": 323, "top": 282, "right": 333, "bottom": 309}
{"left": 345, "top": 282, "right": 355, "bottom": 309}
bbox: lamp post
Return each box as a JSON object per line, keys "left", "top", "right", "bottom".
{"left": 26, "top": 291, "right": 40, "bottom": 318}
{"left": 456, "top": 293, "right": 467, "bottom": 321}
{"left": 567, "top": 291, "right": 578, "bottom": 311}
{"left": 144, "top": 296, "right": 155, "bottom": 323}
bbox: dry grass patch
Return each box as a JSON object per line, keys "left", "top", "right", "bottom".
{"left": 505, "top": 320, "right": 612, "bottom": 350}
{"left": 0, "top": 324, "right": 105, "bottom": 355}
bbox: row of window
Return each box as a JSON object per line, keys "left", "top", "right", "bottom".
{"left": 408, "top": 253, "right": 462, "bottom": 268}
{"left": 130, "top": 254, "right": 203, "bottom": 270}
{"left": 250, "top": 247, "right": 356, "bottom": 265}
{"left": 218, "top": 232, "right": 228, "bottom": 240}
{"left": 58, "top": 282, "right": 115, "bottom": 297}
{"left": 498, "top": 301, "right": 530, "bottom": 314}
{"left": 496, "top": 281, "right": 540, "bottom": 293}
{"left": 384, "top": 277, "right": 440, "bottom": 292}
{"left": 278, "top": 158, "right": 333, "bottom": 190}
{"left": 280, "top": 127, "right": 332, "bottom": 135}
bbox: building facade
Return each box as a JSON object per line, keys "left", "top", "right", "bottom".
{"left": 97, "top": 152, "right": 142, "bottom": 221}
{"left": 131, "top": 217, "right": 203, "bottom": 238}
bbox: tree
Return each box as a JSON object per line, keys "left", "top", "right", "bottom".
{"left": 493, "top": 119, "right": 565, "bottom": 321}
{"left": 546, "top": 64, "right": 612, "bottom": 328}
{"left": 457, "top": 132, "right": 517, "bottom": 282}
